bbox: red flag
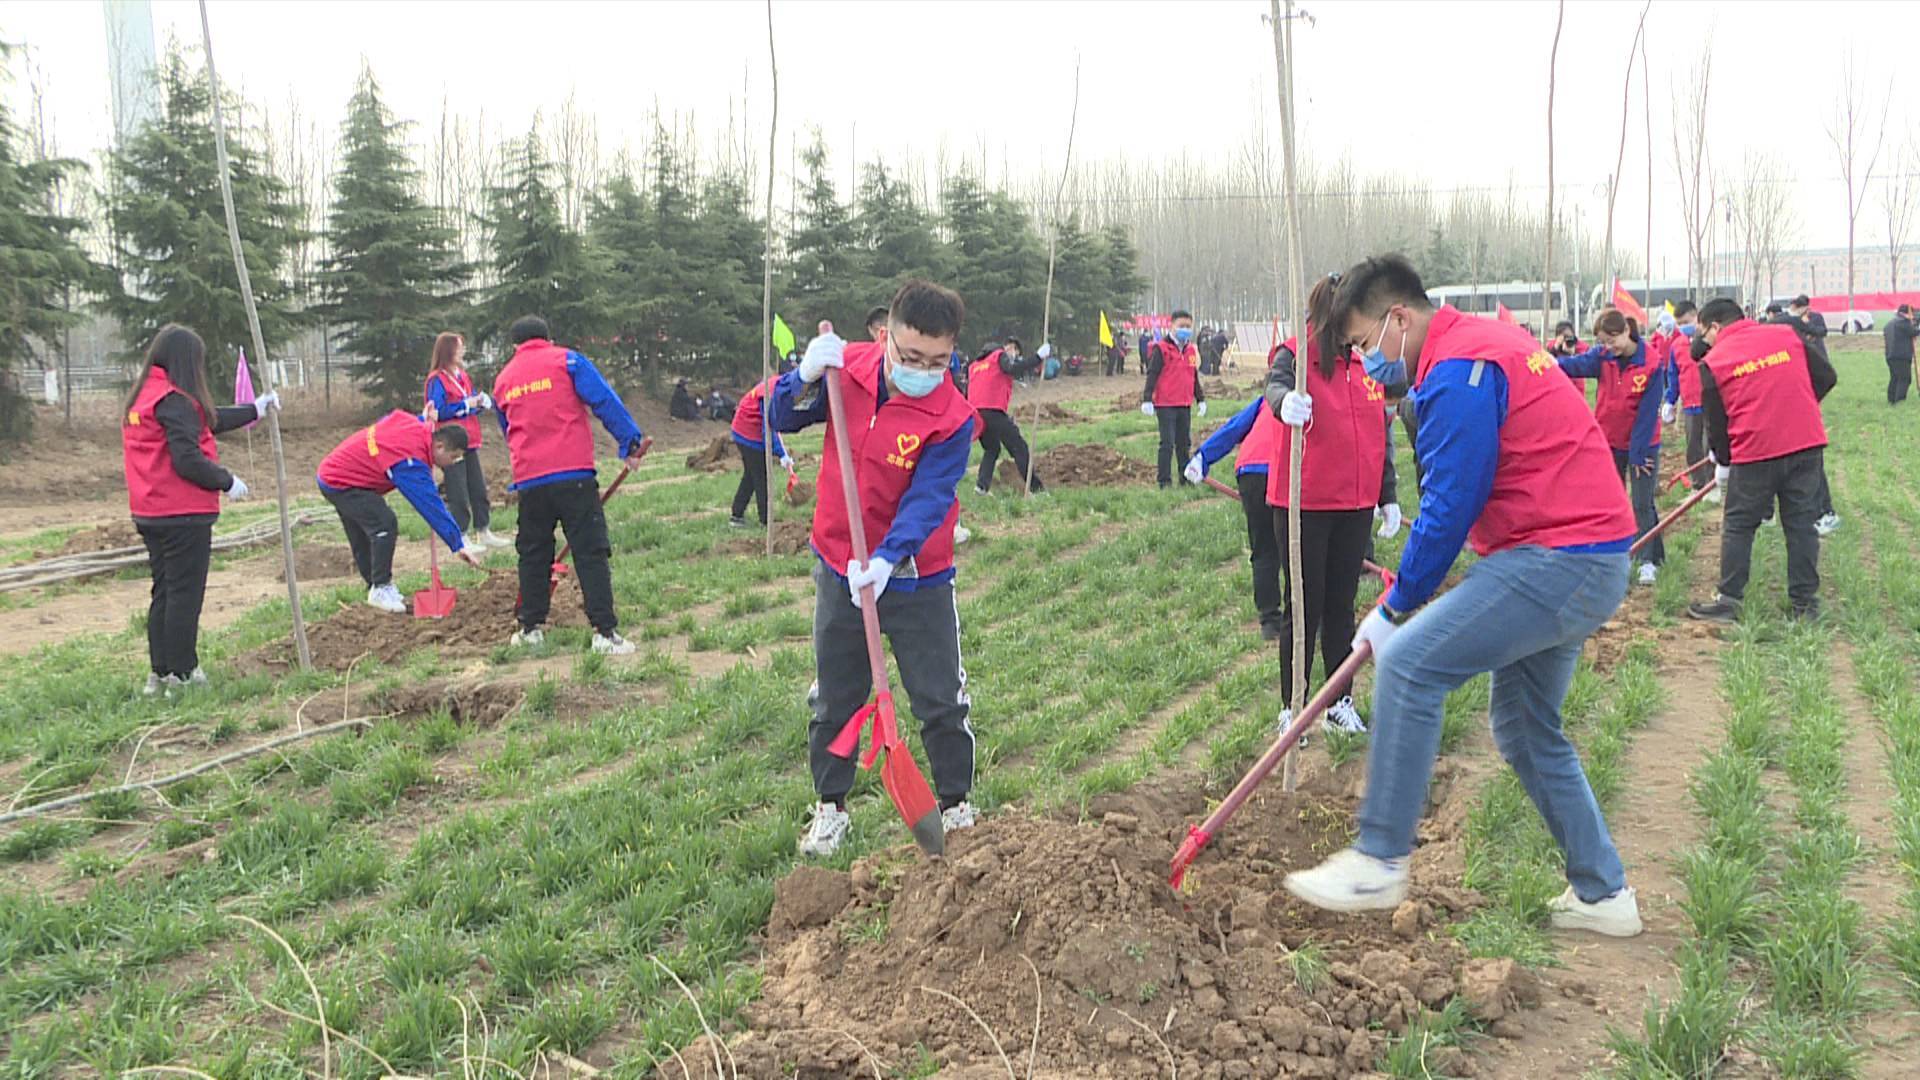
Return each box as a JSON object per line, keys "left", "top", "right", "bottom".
{"left": 1496, "top": 303, "right": 1516, "bottom": 325}
{"left": 1611, "top": 277, "right": 1649, "bottom": 327}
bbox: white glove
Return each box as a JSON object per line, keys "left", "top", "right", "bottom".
{"left": 1660, "top": 402, "right": 1676, "bottom": 425}
{"left": 1197, "top": 401, "right": 1209, "bottom": 418}
{"left": 846, "top": 556, "right": 894, "bottom": 609}
{"left": 462, "top": 394, "right": 482, "bottom": 413}
{"left": 1714, "top": 465, "right": 1730, "bottom": 488}
{"left": 1140, "top": 402, "right": 1156, "bottom": 417}
{"left": 1353, "top": 607, "right": 1400, "bottom": 659}
{"left": 226, "top": 475, "right": 251, "bottom": 500}
{"left": 779, "top": 453, "right": 795, "bottom": 472}
{"left": 252, "top": 391, "right": 279, "bottom": 419}
{"left": 1037, "top": 343, "right": 1052, "bottom": 360}
{"left": 477, "top": 391, "right": 493, "bottom": 411}
{"left": 1182, "top": 455, "right": 1205, "bottom": 485}
{"left": 799, "top": 332, "right": 846, "bottom": 383}
{"left": 1657, "top": 311, "right": 1677, "bottom": 335}
{"left": 1280, "top": 390, "right": 1313, "bottom": 427}
{"left": 456, "top": 543, "right": 487, "bottom": 566}
{"left": 1376, "top": 502, "right": 1404, "bottom": 539}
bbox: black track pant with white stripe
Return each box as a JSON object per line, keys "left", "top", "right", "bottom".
{"left": 807, "top": 560, "right": 973, "bottom": 808}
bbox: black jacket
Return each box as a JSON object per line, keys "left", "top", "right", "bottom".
{"left": 1885, "top": 314, "right": 1918, "bottom": 363}
{"left": 140, "top": 395, "right": 257, "bottom": 528}
{"left": 1142, "top": 341, "right": 1205, "bottom": 404}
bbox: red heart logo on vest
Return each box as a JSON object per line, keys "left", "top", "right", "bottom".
{"left": 896, "top": 433, "right": 922, "bottom": 457}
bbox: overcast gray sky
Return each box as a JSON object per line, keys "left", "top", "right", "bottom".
{"left": 5, "top": 0, "right": 1916, "bottom": 282}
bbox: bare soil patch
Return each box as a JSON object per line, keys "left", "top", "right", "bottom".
{"left": 678, "top": 779, "right": 1507, "bottom": 1079}
{"left": 685, "top": 435, "right": 736, "bottom": 472}
{"left": 722, "top": 518, "right": 812, "bottom": 557}
{"left": 1004, "top": 444, "right": 1156, "bottom": 490}
{"left": 277, "top": 543, "right": 360, "bottom": 582}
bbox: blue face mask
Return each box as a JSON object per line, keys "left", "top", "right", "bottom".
{"left": 889, "top": 358, "right": 944, "bottom": 398}
{"left": 1362, "top": 309, "right": 1409, "bottom": 386}
{"left": 1679, "top": 323, "right": 1699, "bottom": 339}
{"left": 1173, "top": 327, "right": 1194, "bottom": 346}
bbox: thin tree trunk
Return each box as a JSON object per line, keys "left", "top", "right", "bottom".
{"left": 198, "top": 0, "right": 311, "bottom": 672}
{"left": 1271, "top": 0, "right": 1310, "bottom": 793}
{"left": 1543, "top": 1, "right": 1564, "bottom": 325}
{"left": 761, "top": 0, "right": 779, "bottom": 558}
{"left": 1642, "top": 29, "right": 1653, "bottom": 311}
{"left": 1603, "top": 2, "right": 1652, "bottom": 282}
{"left": 1031, "top": 57, "right": 1081, "bottom": 497}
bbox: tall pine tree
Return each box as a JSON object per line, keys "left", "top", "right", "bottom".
{"left": 0, "top": 45, "right": 97, "bottom": 440}
{"left": 783, "top": 130, "right": 868, "bottom": 334}
{"left": 482, "top": 126, "right": 602, "bottom": 349}
{"left": 320, "top": 66, "right": 468, "bottom": 405}
{"left": 103, "top": 47, "right": 302, "bottom": 390}
{"left": 853, "top": 161, "right": 946, "bottom": 298}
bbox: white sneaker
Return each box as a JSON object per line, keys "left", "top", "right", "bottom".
{"left": 1637, "top": 562, "right": 1658, "bottom": 587}
{"left": 798, "top": 802, "right": 850, "bottom": 857}
{"left": 1548, "top": 885, "right": 1643, "bottom": 937}
{"left": 186, "top": 667, "right": 208, "bottom": 688}
{"left": 510, "top": 627, "right": 545, "bottom": 649}
{"left": 954, "top": 524, "right": 972, "bottom": 546}
{"left": 1814, "top": 512, "right": 1840, "bottom": 537}
{"left": 1323, "top": 696, "right": 1368, "bottom": 735}
{"left": 591, "top": 631, "right": 635, "bottom": 656}
{"left": 1274, "top": 707, "right": 1295, "bottom": 737}
{"left": 367, "top": 584, "right": 406, "bottom": 613}
{"left": 478, "top": 528, "right": 513, "bottom": 549}
{"left": 805, "top": 681, "right": 820, "bottom": 709}
{"left": 941, "top": 801, "right": 977, "bottom": 833}
{"left": 1705, "top": 486, "right": 1723, "bottom": 505}
{"left": 1284, "top": 848, "right": 1409, "bottom": 913}
{"left": 143, "top": 673, "right": 162, "bottom": 697}
{"left": 160, "top": 674, "right": 188, "bottom": 697}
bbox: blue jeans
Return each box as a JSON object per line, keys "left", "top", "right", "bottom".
{"left": 1357, "top": 545, "right": 1631, "bottom": 902}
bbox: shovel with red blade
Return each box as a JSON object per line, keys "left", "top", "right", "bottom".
{"left": 545, "top": 437, "right": 648, "bottom": 598}
{"left": 817, "top": 325, "right": 945, "bottom": 858}
{"left": 412, "top": 534, "right": 459, "bottom": 619}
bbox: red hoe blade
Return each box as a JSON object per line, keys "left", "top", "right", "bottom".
{"left": 412, "top": 534, "right": 458, "bottom": 619}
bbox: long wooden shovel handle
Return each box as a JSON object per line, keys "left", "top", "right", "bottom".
{"left": 1662, "top": 455, "right": 1712, "bottom": 494}
{"left": 821, "top": 358, "right": 890, "bottom": 694}
{"left": 553, "top": 458, "right": 637, "bottom": 565}
{"left": 1631, "top": 475, "right": 1717, "bottom": 558}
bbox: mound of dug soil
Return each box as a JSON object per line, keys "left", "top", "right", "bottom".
{"left": 680, "top": 784, "right": 1505, "bottom": 1079}
{"left": 241, "top": 572, "right": 588, "bottom": 674}
{"left": 1031, "top": 401, "right": 1086, "bottom": 425}
{"left": 277, "top": 544, "right": 360, "bottom": 582}
{"left": 686, "top": 436, "right": 736, "bottom": 472}
{"left": 1005, "top": 444, "right": 1157, "bottom": 489}
{"left": 723, "top": 518, "right": 812, "bottom": 556}
{"left": 51, "top": 521, "right": 142, "bottom": 557}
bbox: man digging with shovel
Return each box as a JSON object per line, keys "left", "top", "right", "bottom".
{"left": 770, "top": 280, "right": 980, "bottom": 858}
{"left": 1283, "top": 255, "right": 1645, "bottom": 938}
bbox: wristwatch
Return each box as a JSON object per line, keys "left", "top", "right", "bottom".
{"left": 1380, "top": 601, "right": 1414, "bottom": 626}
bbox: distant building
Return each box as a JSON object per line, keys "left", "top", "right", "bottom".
{"left": 1713, "top": 246, "right": 1920, "bottom": 305}
{"left": 104, "top": 0, "right": 159, "bottom": 147}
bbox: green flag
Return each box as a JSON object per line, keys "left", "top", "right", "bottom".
{"left": 772, "top": 314, "right": 796, "bottom": 357}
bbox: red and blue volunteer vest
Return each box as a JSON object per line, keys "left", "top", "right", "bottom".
{"left": 730, "top": 376, "right": 779, "bottom": 445}
{"left": 1415, "top": 307, "right": 1635, "bottom": 556}
{"left": 492, "top": 340, "right": 595, "bottom": 486}
{"left": 123, "top": 366, "right": 221, "bottom": 519}
{"left": 1703, "top": 319, "right": 1827, "bottom": 464}
{"left": 812, "top": 343, "right": 977, "bottom": 580}
{"left": 967, "top": 350, "right": 1014, "bottom": 412}
{"left": 1265, "top": 335, "right": 1389, "bottom": 510}
{"left": 1589, "top": 345, "right": 1661, "bottom": 452}
{"left": 425, "top": 367, "right": 482, "bottom": 448}
{"left": 1670, "top": 333, "right": 1703, "bottom": 409}
{"left": 1150, "top": 341, "right": 1198, "bottom": 407}
{"left": 1236, "top": 406, "right": 1283, "bottom": 476}
{"left": 316, "top": 410, "right": 435, "bottom": 495}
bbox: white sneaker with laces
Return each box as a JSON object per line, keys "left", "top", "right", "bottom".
{"left": 142, "top": 673, "right": 162, "bottom": 697}
{"left": 1284, "top": 848, "right": 1409, "bottom": 913}
{"left": 953, "top": 524, "right": 973, "bottom": 546}
{"left": 478, "top": 528, "right": 513, "bottom": 549}
{"left": 367, "top": 584, "right": 406, "bottom": 613}
{"left": 1322, "top": 696, "right": 1368, "bottom": 735}
{"left": 186, "top": 667, "right": 208, "bottom": 688}
{"left": 1814, "top": 512, "right": 1841, "bottom": 537}
{"left": 510, "top": 626, "right": 545, "bottom": 649}
{"left": 1637, "top": 562, "right": 1658, "bottom": 587}
{"left": 591, "top": 631, "right": 636, "bottom": 656}
{"left": 1273, "top": 707, "right": 1295, "bottom": 737}
{"left": 1705, "top": 486, "right": 1723, "bottom": 504}
{"left": 941, "top": 801, "right": 977, "bottom": 833}
{"left": 1548, "top": 885, "right": 1643, "bottom": 937}
{"left": 799, "top": 802, "right": 850, "bottom": 857}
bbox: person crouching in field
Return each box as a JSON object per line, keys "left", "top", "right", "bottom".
{"left": 771, "top": 280, "right": 979, "bottom": 858}
{"left": 1556, "top": 309, "right": 1667, "bottom": 587}
{"left": 122, "top": 324, "right": 277, "bottom": 695}
{"left": 967, "top": 337, "right": 1045, "bottom": 496}
{"left": 728, "top": 375, "right": 792, "bottom": 529}
{"left": 492, "top": 315, "right": 647, "bottom": 656}
{"left": 316, "top": 409, "right": 483, "bottom": 613}
{"left": 1685, "top": 297, "right": 1836, "bottom": 624}
{"left": 424, "top": 331, "right": 509, "bottom": 550}
{"left": 1141, "top": 310, "right": 1207, "bottom": 487}
{"left": 1284, "top": 255, "right": 1645, "bottom": 938}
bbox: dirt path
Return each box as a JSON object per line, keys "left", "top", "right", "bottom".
{"left": 1481, "top": 634, "right": 1723, "bottom": 1078}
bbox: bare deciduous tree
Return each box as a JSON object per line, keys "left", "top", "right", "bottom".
{"left": 1879, "top": 136, "right": 1918, "bottom": 292}
{"left": 1670, "top": 43, "right": 1713, "bottom": 301}
{"left": 1733, "top": 153, "right": 1794, "bottom": 304}
{"left": 1601, "top": 2, "right": 1650, "bottom": 279}
{"left": 1823, "top": 51, "right": 1892, "bottom": 313}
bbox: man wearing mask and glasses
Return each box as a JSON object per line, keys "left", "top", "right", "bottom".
{"left": 1141, "top": 310, "right": 1208, "bottom": 487}
{"left": 1281, "top": 254, "right": 1645, "bottom": 940}
{"left": 769, "top": 280, "right": 982, "bottom": 859}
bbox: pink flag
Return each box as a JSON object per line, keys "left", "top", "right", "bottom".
{"left": 234, "top": 348, "right": 258, "bottom": 429}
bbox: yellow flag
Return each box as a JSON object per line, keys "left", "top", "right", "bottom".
{"left": 1098, "top": 311, "right": 1115, "bottom": 348}
{"left": 1663, "top": 300, "right": 1675, "bottom": 316}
